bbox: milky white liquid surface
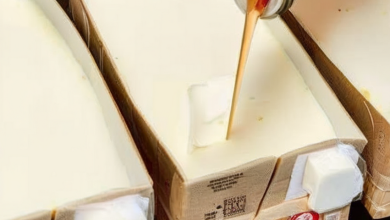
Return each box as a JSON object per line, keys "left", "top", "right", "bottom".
{"left": 292, "top": 0, "right": 390, "bottom": 122}
{"left": 84, "top": 0, "right": 336, "bottom": 179}
{"left": 0, "top": 0, "right": 129, "bottom": 218}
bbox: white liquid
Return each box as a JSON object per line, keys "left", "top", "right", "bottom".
{"left": 84, "top": 0, "right": 336, "bottom": 179}
{"left": 291, "top": 0, "right": 390, "bottom": 122}
{"left": 0, "top": 0, "right": 129, "bottom": 219}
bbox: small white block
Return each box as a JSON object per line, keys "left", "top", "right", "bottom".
{"left": 187, "top": 75, "right": 234, "bottom": 149}
{"left": 302, "top": 148, "right": 357, "bottom": 213}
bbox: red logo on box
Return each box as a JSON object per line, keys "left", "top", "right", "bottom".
{"left": 290, "top": 211, "right": 319, "bottom": 220}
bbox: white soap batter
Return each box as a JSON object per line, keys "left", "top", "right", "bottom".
{"left": 0, "top": 0, "right": 130, "bottom": 219}
{"left": 84, "top": 0, "right": 337, "bottom": 179}
{"left": 291, "top": 0, "right": 390, "bottom": 122}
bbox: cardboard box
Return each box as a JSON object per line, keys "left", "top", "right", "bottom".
{"left": 155, "top": 198, "right": 351, "bottom": 220}
{"left": 283, "top": 0, "right": 390, "bottom": 218}
{"left": 68, "top": 0, "right": 366, "bottom": 219}
{"left": 257, "top": 154, "right": 366, "bottom": 220}
{"left": 0, "top": 0, "right": 153, "bottom": 219}
{"left": 252, "top": 18, "right": 367, "bottom": 220}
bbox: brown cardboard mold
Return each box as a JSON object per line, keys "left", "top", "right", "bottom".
{"left": 257, "top": 152, "right": 366, "bottom": 220}
{"left": 1, "top": 0, "right": 153, "bottom": 219}
{"left": 67, "top": 0, "right": 366, "bottom": 219}
{"left": 156, "top": 196, "right": 352, "bottom": 220}
{"left": 283, "top": 0, "right": 390, "bottom": 217}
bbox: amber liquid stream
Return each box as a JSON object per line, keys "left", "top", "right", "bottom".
{"left": 226, "top": 0, "right": 270, "bottom": 139}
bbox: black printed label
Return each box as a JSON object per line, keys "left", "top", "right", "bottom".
{"left": 204, "top": 211, "right": 217, "bottom": 220}
{"left": 207, "top": 173, "right": 243, "bottom": 193}
{"left": 223, "top": 195, "right": 246, "bottom": 218}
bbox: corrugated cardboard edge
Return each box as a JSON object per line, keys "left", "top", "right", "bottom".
{"left": 363, "top": 193, "right": 390, "bottom": 219}
{"left": 57, "top": 0, "right": 69, "bottom": 12}
{"left": 363, "top": 176, "right": 390, "bottom": 219}
{"left": 281, "top": 10, "right": 390, "bottom": 219}
{"left": 170, "top": 173, "right": 186, "bottom": 219}
{"left": 68, "top": 1, "right": 279, "bottom": 219}
{"left": 157, "top": 198, "right": 174, "bottom": 220}
{"left": 259, "top": 197, "right": 309, "bottom": 220}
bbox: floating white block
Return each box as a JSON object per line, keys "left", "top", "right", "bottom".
{"left": 188, "top": 75, "right": 234, "bottom": 150}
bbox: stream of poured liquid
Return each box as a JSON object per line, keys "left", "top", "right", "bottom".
{"left": 226, "top": 0, "right": 270, "bottom": 139}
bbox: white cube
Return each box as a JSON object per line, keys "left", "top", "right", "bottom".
{"left": 303, "top": 148, "right": 357, "bottom": 213}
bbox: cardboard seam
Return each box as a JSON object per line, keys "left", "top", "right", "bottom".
{"left": 73, "top": 1, "right": 186, "bottom": 179}
{"left": 68, "top": 0, "right": 154, "bottom": 187}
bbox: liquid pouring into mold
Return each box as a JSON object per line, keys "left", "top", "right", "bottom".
{"left": 226, "top": 0, "right": 270, "bottom": 139}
